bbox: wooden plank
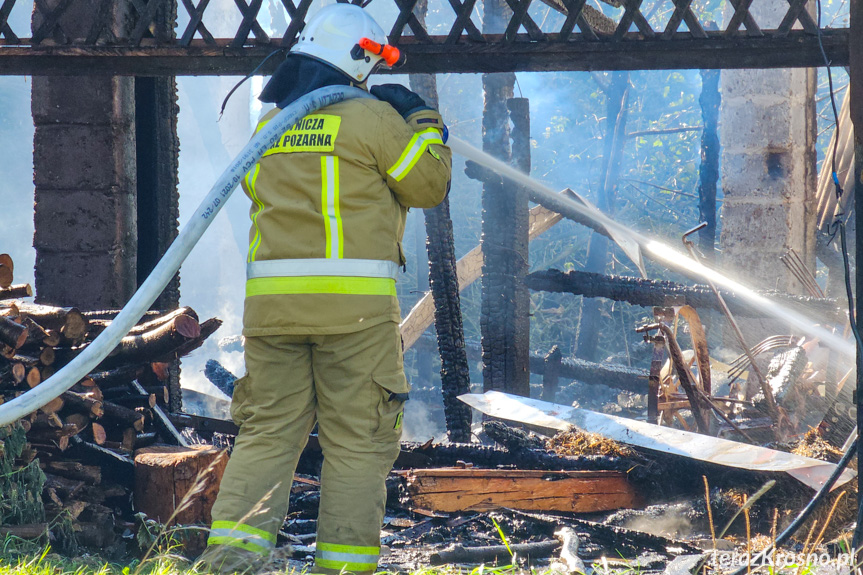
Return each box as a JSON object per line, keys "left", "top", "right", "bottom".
{"left": 504, "top": 0, "right": 545, "bottom": 41}
{"left": 0, "top": 0, "right": 20, "bottom": 44}
{"left": 557, "top": 0, "right": 598, "bottom": 41}
{"left": 281, "top": 0, "right": 312, "bottom": 44}
{"left": 445, "top": 0, "right": 484, "bottom": 43}
{"left": 0, "top": 30, "right": 850, "bottom": 75}
{"left": 31, "top": 0, "right": 74, "bottom": 45}
{"left": 396, "top": 468, "right": 642, "bottom": 513}
{"left": 179, "top": 0, "right": 215, "bottom": 46}
{"left": 231, "top": 0, "right": 269, "bottom": 48}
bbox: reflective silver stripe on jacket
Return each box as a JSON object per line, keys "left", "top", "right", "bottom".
{"left": 247, "top": 258, "right": 400, "bottom": 280}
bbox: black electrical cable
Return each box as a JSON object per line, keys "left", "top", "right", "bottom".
{"left": 219, "top": 48, "right": 286, "bottom": 119}
{"left": 728, "top": 436, "right": 858, "bottom": 575}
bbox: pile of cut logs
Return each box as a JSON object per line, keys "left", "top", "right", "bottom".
{"left": 0, "top": 253, "right": 222, "bottom": 547}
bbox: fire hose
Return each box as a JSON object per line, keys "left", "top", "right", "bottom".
{"left": 0, "top": 85, "right": 375, "bottom": 427}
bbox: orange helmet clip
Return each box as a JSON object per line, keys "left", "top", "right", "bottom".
{"left": 358, "top": 37, "right": 405, "bottom": 67}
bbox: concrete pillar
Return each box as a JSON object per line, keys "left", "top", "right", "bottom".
{"left": 32, "top": 76, "right": 138, "bottom": 310}
{"left": 719, "top": 6, "right": 817, "bottom": 295}
{"left": 31, "top": 1, "right": 137, "bottom": 310}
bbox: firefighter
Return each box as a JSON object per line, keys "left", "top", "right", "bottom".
{"left": 198, "top": 4, "right": 451, "bottom": 574}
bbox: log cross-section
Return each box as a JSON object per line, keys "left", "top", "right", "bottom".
{"left": 134, "top": 445, "right": 228, "bottom": 525}
{"left": 396, "top": 468, "right": 642, "bottom": 513}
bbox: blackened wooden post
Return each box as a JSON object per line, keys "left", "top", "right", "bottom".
{"left": 850, "top": 0, "right": 863, "bottom": 555}
{"left": 409, "top": 0, "right": 472, "bottom": 443}
{"left": 575, "top": 72, "right": 630, "bottom": 361}
{"left": 507, "top": 97, "right": 532, "bottom": 395}
{"left": 697, "top": 69, "right": 720, "bottom": 260}
{"left": 134, "top": 3, "right": 181, "bottom": 411}
{"left": 135, "top": 76, "right": 180, "bottom": 312}
{"left": 541, "top": 346, "right": 562, "bottom": 403}
{"left": 480, "top": 0, "right": 525, "bottom": 397}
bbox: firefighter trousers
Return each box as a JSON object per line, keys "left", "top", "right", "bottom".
{"left": 207, "top": 321, "right": 408, "bottom": 574}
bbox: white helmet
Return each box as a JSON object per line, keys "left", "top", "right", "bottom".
{"left": 291, "top": 4, "right": 391, "bottom": 83}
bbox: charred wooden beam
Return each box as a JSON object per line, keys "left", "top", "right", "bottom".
{"left": 409, "top": 47, "right": 472, "bottom": 443}
{"left": 431, "top": 540, "right": 560, "bottom": 565}
{"left": 480, "top": 61, "right": 520, "bottom": 396}
{"left": 396, "top": 441, "right": 651, "bottom": 478}
{"left": 415, "top": 332, "right": 648, "bottom": 391}
{"left": 528, "top": 353, "right": 647, "bottom": 392}
{"left": 204, "top": 359, "right": 237, "bottom": 397}
{"left": 525, "top": 269, "right": 843, "bottom": 319}
{"left": 0, "top": 31, "right": 850, "bottom": 75}
{"left": 541, "top": 346, "right": 562, "bottom": 402}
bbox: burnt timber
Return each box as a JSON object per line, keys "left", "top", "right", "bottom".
{"left": 525, "top": 269, "right": 844, "bottom": 320}
{"left": 0, "top": 0, "right": 852, "bottom": 76}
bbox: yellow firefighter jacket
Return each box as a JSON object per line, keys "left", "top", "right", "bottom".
{"left": 240, "top": 95, "right": 451, "bottom": 336}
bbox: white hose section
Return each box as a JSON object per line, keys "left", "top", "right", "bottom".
{"left": 0, "top": 86, "right": 375, "bottom": 427}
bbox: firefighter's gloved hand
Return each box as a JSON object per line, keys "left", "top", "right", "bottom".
{"left": 370, "top": 84, "right": 431, "bottom": 119}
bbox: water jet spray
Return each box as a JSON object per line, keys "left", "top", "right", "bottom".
{"left": 448, "top": 135, "right": 855, "bottom": 359}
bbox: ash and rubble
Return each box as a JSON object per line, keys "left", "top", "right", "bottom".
{"left": 191, "top": 316, "right": 859, "bottom": 575}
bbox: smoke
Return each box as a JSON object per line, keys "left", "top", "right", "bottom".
{"left": 622, "top": 507, "right": 693, "bottom": 538}
{"left": 0, "top": 76, "right": 35, "bottom": 285}
{"left": 174, "top": 75, "right": 252, "bottom": 410}
{"left": 402, "top": 398, "right": 448, "bottom": 443}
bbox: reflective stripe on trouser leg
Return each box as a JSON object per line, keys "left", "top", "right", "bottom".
{"left": 208, "top": 336, "right": 318, "bottom": 555}
{"left": 315, "top": 542, "right": 380, "bottom": 571}
{"left": 312, "top": 322, "right": 405, "bottom": 573}
{"left": 207, "top": 520, "right": 277, "bottom": 555}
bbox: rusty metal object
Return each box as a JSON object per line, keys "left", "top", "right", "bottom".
{"left": 637, "top": 322, "right": 711, "bottom": 434}
{"left": 726, "top": 335, "right": 800, "bottom": 382}
{"left": 646, "top": 330, "right": 664, "bottom": 425}
{"left": 678, "top": 305, "right": 712, "bottom": 396}
{"left": 681, "top": 223, "right": 780, "bottom": 425}
{"left": 780, "top": 248, "right": 824, "bottom": 298}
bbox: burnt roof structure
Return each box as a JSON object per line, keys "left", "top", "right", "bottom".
{"left": 0, "top": 0, "right": 853, "bottom": 75}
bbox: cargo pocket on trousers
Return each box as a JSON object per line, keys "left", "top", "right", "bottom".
{"left": 229, "top": 375, "right": 252, "bottom": 427}
{"left": 371, "top": 372, "right": 410, "bottom": 443}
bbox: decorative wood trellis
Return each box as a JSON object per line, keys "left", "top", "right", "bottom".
{"left": 0, "top": 0, "right": 852, "bottom": 74}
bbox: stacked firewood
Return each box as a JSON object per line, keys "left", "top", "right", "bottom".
{"left": 0, "top": 253, "right": 222, "bottom": 547}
